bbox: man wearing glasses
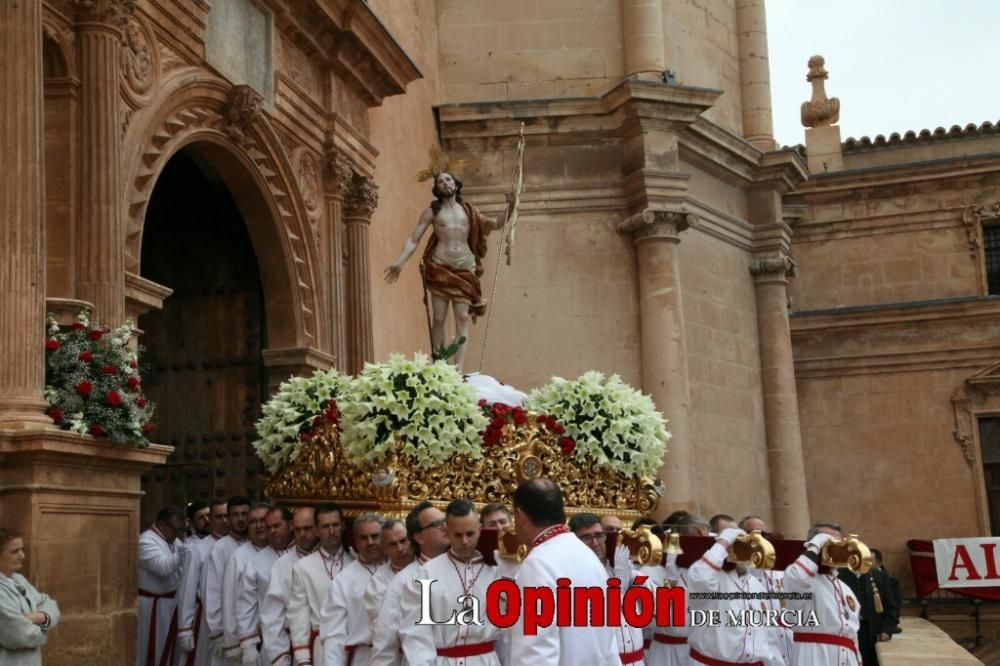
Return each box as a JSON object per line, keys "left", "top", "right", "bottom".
{"left": 370, "top": 502, "right": 449, "bottom": 666}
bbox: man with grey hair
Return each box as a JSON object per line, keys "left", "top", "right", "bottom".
{"left": 783, "top": 522, "right": 861, "bottom": 666}
{"left": 363, "top": 519, "right": 413, "bottom": 631}
{"left": 320, "top": 513, "right": 384, "bottom": 666}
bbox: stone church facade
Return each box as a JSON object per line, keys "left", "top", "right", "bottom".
{"left": 0, "top": 0, "right": 996, "bottom": 662}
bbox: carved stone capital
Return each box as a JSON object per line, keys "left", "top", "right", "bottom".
{"left": 325, "top": 150, "right": 357, "bottom": 201}
{"left": 750, "top": 254, "right": 797, "bottom": 282}
{"left": 223, "top": 84, "right": 263, "bottom": 146}
{"left": 345, "top": 175, "right": 379, "bottom": 220}
{"left": 74, "top": 0, "right": 135, "bottom": 27}
{"left": 617, "top": 210, "right": 694, "bottom": 244}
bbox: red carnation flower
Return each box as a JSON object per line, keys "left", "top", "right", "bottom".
{"left": 142, "top": 423, "right": 155, "bottom": 436}
{"left": 135, "top": 397, "right": 147, "bottom": 408}
{"left": 559, "top": 437, "right": 576, "bottom": 455}
{"left": 79, "top": 351, "right": 93, "bottom": 363}
{"left": 129, "top": 360, "right": 137, "bottom": 369}
{"left": 48, "top": 408, "right": 64, "bottom": 424}
{"left": 102, "top": 365, "right": 117, "bottom": 376}
{"left": 553, "top": 423, "right": 566, "bottom": 435}
{"left": 45, "top": 338, "right": 59, "bottom": 352}
{"left": 478, "top": 399, "right": 488, "bottom": 408}
{"left": 76, "top": 381, "right": 93, "bottom": 397}
{"left": 127, "top": 375, "right": 141, "bottom": 390}
{"left": 512, "top": 407, "right": 527, "bottom": 426}
{"left": 299, "top": 432, "right": 312, "bottom": 442}
{"left": 71, "top": 322, "right": 86, "bottom": 331}
{"left": 89, "top": 423, "right": 103, "bottom": 437}
{"left": 106, "top": 391, "right": 122, "bottom": 407}
{"left": 88, "top": 329, "right": 103, "bottom": 341}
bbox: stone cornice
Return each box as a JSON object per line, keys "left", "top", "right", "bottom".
{"left": 794, "top": 344, "right": 1000, "bottom": 378}
{"left": 789, "top": 153, "right": 1000, "bottom": 196}
{"left": 263, "top": 0, "right": 421, "bottom": 106}
{"left": 791, "top": 296, "right": 1000, "bottom": 334}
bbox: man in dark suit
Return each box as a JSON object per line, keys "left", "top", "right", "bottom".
{"left": 838, "top": 546, "right": 900, "bottom": 665}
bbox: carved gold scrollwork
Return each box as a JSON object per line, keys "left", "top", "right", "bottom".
{"left": 265, "top": 414, "right": 660, "bottom": 518}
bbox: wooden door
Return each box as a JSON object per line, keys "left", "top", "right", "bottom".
{"left": 138, "top": 150, "right": 266, "bottom": 526}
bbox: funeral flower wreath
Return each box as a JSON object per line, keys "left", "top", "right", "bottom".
{"left": 252, "top": 368, "right": 351, "bottom": 474}
{"left": 524, "top": 370, "right": 670, "bottom": 478}
{"left": 44, "top": 311, "right": 155, "bottom": 446}
{"left": 340, "top": 353, "right": 489, "bottom": 469}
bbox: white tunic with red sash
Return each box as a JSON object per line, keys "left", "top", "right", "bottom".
{"left": 262, "top": 547, "right": 311, "bottom": 666}
{"left": 370, "top": 555, "right": 430, "bottom": 666}
{"left": 175, "top": 533, "right": 222, "bottom": 666}
{"left": 782, "top": 554, "right": 860, "bottom": 666}
{"left": 320, "top": 557, "right": 382, "bottom": 666}
{"left": 288, "top": 547, "right": 354, "bottom": 666}
{"left": 638, "top": 561, "right": 690, "bottom": 666}
{"left": 138, "top": 526, "right": 183, "bottom": 666}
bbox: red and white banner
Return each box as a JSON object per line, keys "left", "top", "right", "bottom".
{"left": 933, "top": 538, "right": 1000, "bottom": 588}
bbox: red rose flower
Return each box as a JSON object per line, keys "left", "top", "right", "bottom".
{"left": 136, "top": 397, "right": 147, "bottom": 408}
{"left": 103, "top": 365, "right": 117, "bottom": 376}
{"left": 559, "top": 437, "right": 576, "bottom": 455}
{"left": 45, "top": 338, "right": 59, "bottom": 352}
{"left": 512, "top": 407, "right": 527, "bottom": 426}
{"left": 553, "top": 423, "right": 566, "bottom": 435}
{"left": 106, "top": 391, "right": 122, "bottom": 407}
{"left": 88, "top": 329, "right": 103, "bottom": 341}
{"left": 491, "top": 402, "right": 511, "bottom": 418}
{"left": 129, "top": 360, "right": 137, "bottom": 369}
{"left": 78, "top": 351, "right": 93, "bottom": 363}
{"left": 478, "top": 399, "right": 488, "bottom": 409}
{"left": 142, "top": 423, "right": 155, "bottom": 435}
{"left": 48, "top": 408, "right": 64, "bottom": 424}
{"left": 89, "top": 423, "right": 103, "bottom": 437}
{"left": 76, "top": 381, "right": 93, "bottom": 397}
{"left": 299, "top": 431, "right": 312, "bottom": 442}
{"left": 71, "top": 322, "right": 86, "bottom": 331}
{"left": 127, "top": 375, "right": 141, "bottom": 390}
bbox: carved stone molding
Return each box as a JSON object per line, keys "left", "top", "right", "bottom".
{"left": 223, "top": 84, "right": 263, "bottom": 146}
{"left": 120, "top": 12, "right": 157, "bottom": 102}
{"left": 749, "top": 254, "right": 797, "bottom": 281}
{"left": 325, "top": 150, "right": 357, "bottom": 201}
{"left": 345, "top": 175, "right": 379, "bottom": 219}
{"left": 617, "top": 209, "right": 694, "bottom": 244}
{"left": 295, "top": 150, "right": 322, "bottom": 216}
{"left": 156, "top": 42, "right": 188, "bottom": 73}
{"left": 73, "top": 0, "right": 135, "bottom": 26}
{"left": 951, "top": 361, "right": 1000, "bottom": 466}
{"left": 962, "top": 203, "right": 1000, "bottom": 252}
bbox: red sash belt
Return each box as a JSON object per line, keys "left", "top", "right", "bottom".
{"left": 620, "top": 648, "right": 645, "bottom": 664}
{"left": 309, "top": 629, "right": 319, "bottom": 658}
{"left": 183, "top": 599, "right": 203, "bottom": 666}
{"left": 436, "top": 641, "right": 496, "bottom": 658}
{"left": 690, "top": 648, "right": 763, "bottom": 666}
{"left": 139, "top": 589, "right": 178, "bottom": 666}
{"left": 345, "top": 643, "right": 372, "bottom": 666}
{"left": 793, "top": 632, "right": 858, "bottom": 653}
{"left": 653, "top": 634, "right": 688, "bottom": 645}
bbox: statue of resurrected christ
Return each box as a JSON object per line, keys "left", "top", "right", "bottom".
{"left": 384, "top": 156, "right": 513, "bottom": 371}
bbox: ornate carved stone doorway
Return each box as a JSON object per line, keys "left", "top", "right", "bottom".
{"left": 138, "top": 148, "right": 266, "bottom": 524}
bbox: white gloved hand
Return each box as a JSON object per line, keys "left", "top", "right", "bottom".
{"left": 494, "top": 549, "right": 521, "bottom": 579}
{"left": 176, "top": 633, "right": 195, "bottom": 654}
{"left": 241, "top": 645, "right": 260, "bottom": 665}
{"left": 209, "top": 634, "right": 226, "bottom": 659}
{"left": 273, "top": 656, "right": 292, "bottom": 666}
{"left": 716, "top": 528, "right": 745, "bottom": 547}
{"left": 612, "top": 544, "right": 633, "bottom": 583}
{"left": 807, "top": 532, "right": 833, "bottom": 551}
{"left": 224, "top": 644, "right": 242, "bottom": 662}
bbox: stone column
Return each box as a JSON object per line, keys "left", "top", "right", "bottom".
{"left": 750, "top": 254, "right": 810, "bottom": 537}
{"left": 736, "top": 0, "right": 777, "bottom": 151}
{"left": 75, "top": 0, "right": 131, "bottom": 326}
{"left": 621, "top": 0, "right": 665, "bottom": 79}
{"left": 324, "top": 151, "right": 354, "bottom": 372}
{"left": 617, "top": 210, "right": 696, "bottom": 517}
{"left": 343, "top": 175, "right": 379, "bottom": 375}
{"left": 0, "top": 0, "right": 49, "bottom": 427}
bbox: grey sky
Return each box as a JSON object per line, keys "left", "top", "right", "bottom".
{"left": 767, "top": 0, "right": 1000, "bottom": 148}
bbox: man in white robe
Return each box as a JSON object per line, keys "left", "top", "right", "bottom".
{"left": 202, "top": 496, "right": 251, "bottom": 666}
{"left": 369, "top": 502, "right": 449, "bottom": 666}
{"left": 184, "top": 502, "right": 211, "bottom": 545}
{"left": 398, "top": 499, "right": 519, "bottom": 666}
{"left": 570, "top": 513, "right": 645, "bottom": 666}
{"left": 320, "top": 514, "right": 384, "bottom": 666}
{"left": 177, "top": 500, "right": 229, "bottom": 666}
{"left": 289, "top": 503, "right": 353, "bottom": 666}
{"left": 508, "top": 478, "right": 619, "bottom": 666}
{"left": 639, "top": 512, "right": 711, "bottom": 666}
{"left": 479, "top": 504, "right": 510, "bottom": 531}
{"left": 138, "top": 506, "right": 186, "bottom": 666}
{"left": 222, "top": 504, "right": 272, "bottom": 662}
{"left": 238, "top": 506, "right": 295, "bottom": 665}
{"left": 363, "top": 520, "right": 413, "bottom": 631}
{"left": 739, "top": 516, "right": 791, "bottom": 666}
{"left": 687, "top": 525, "right": 782, "bottom": 666}
{"left": 263, "top": 508, "right": 318, "bottom": 666}
{"left": 782, "top": 524, "right": 861, "bottom": 666}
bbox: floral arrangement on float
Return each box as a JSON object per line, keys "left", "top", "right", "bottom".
{"left": 43, "top": 311, "right": 156, "bottom": 446}
{"left": 252, "top": 369, "right": 351, "bottom": 473}
{"left": 340, "top": 353, "right": 488, "bottom": 468}
{"left": 523, "top": 370, "right": 670, "bottom": 478}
